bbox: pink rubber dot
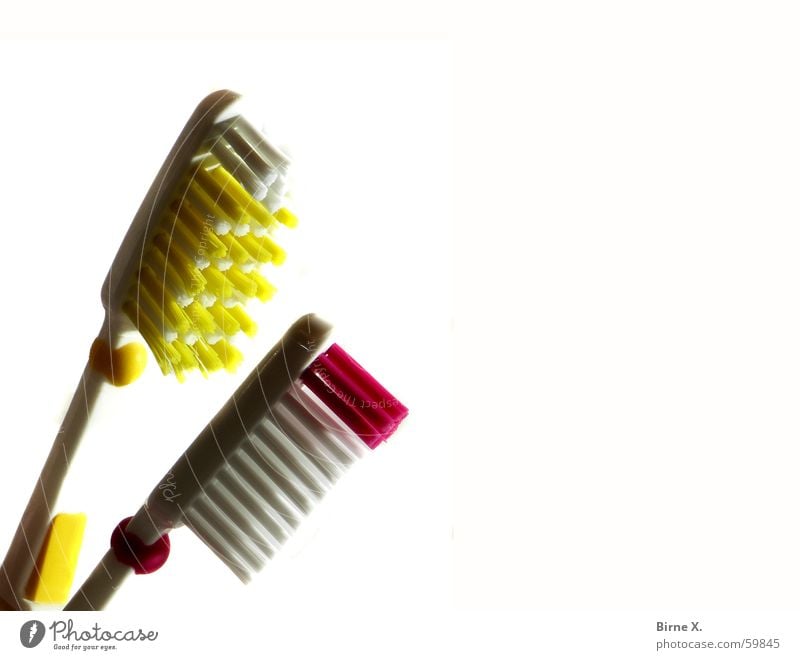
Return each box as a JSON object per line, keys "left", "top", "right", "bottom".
{"left": 110, "top": 517, "right": 171, "bottom": 575}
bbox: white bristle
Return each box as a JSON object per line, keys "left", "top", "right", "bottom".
{"left": 224, "top": 122, "right": 280, "bottom": 185}
{"left": 264, "top": 187, "right": 285, "bottom": 214}
{"left": 209, "top": 138, "right": 268, "bottom": 200}
{"left": 176, "top": 292, "right": 194, "bottom": 307}
{"left": 180, "top": 393, "right": 367, "bottom": 583}
{"left": 233, "top": 116, "right": 291, "bottom": 170}
{"left": 229, "top": 451, "right": 305, "bottom": 525}
{"left": 250, "top": 223, "right": 268, "bottom": 238}
{"left": 216, "top": 469, "right": 294, "bottom": 541}
{"left": 192, "top": 497, "right": 268, "bottom": 572}
{"left": 204, "top": 330, "right": 223, "bottom": 344}
{"left": 232, "top": 222, "right": 250, "bottom": 237}
{"left": 253, "top": 418, "right": 335, "bottom": 495}
{"left": 241, "top": 440, "right": 317, "bottom": 515}
{"left": 214, "top": 219, "right": 231, "bottom": 235}
{"left": 252, "top": 181, "right": 269, "bottom": 201}
{"left": 215, "top": 257, "right": 234, "bottom": 271}
{"left": 183, "top": 507, "right": 252, "bottom": 583}
{"left": 207, "top": 479, "right": 283, "bottom": 554}
{"left": 283, "top": 388, "right": 370, "bottom": 463}
{"left": 222, "top": 293, "right": 245, "bottom": 308}
{"left": 271, "top": 399, "right": 351, "bottom": 480}
{"left": 271, "top": 172, "right": 289, "bottom": 196}
{"left": 197, "top": 291, "right": 217, "bottom": 307}
{"left": 263, "top": 170, "right": 279, "bottom": 188}
{"left": 181, "top": 331, "right": 199, "bottom": 346}
{"left": 194, "top": 255, "right": 211, "bottom": 270}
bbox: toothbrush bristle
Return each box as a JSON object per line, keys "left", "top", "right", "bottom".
{"left": 183, "top": 395, "right": 368, "bottom": 582}
{"left": 300, "top": 344, "right": 409, "bottom": 448}
{"left": 123, "top": 115, "right": 295, "bottom": 380}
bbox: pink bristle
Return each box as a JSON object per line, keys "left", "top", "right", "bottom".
{"left": 299, "top": 344, "right": 408, "bottom": 449}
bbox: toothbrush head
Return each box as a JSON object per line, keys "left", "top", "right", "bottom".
{"left": 101, "top": 90, "right": 297, "bottom": 380}
{"left": 135, "top": 314, "right": 408, "bottom": 582}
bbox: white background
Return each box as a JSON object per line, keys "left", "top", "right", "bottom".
{"left": 1, "top": 2, "right": 800, "bottom": 658}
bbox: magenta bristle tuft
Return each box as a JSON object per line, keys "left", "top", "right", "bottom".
{"left": 299, "top": 344, "right": 408, "bottom": 448}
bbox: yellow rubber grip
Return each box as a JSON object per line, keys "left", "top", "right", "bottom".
{"left": 25, "top": 513, "right": 87, "bottom": 604}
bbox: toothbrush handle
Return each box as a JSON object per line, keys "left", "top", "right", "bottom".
{"left": 65, "top": 514, "right": 169, "bottom": 611}
{"left": 0, "top": 361, "right": 107, "bottom": 610}
{"left": 63, "top": 549, "right": 132, "bottom": 611}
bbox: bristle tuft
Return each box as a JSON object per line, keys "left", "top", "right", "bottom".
{"left": 300, "top": 345, "right": 409, "bottom": 448}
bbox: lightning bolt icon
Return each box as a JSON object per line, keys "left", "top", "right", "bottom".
{"left": 28, "top": 622, "right": 37, "bottom": 643}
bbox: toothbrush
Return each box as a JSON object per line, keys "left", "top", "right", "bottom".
{"left": 0, "top": 89, "right": 297, "bottom": 610}
{"left": 65, "top": 314, "right": 408, "bottom": 610}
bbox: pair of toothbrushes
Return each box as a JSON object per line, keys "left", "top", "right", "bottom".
{"left": 0, "top": 90, "right": 298, "bottom": 609}
{"left": 1, "top": 89, "right": 409, "bottom": 612}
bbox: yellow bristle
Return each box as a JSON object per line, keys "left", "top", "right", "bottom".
{"left": 206, "top": 163, "right": 256, "bottom": 209}
{"left": 275, "top": 208, "right": 298, "bottom": 228}
{"left": 254, "top": 233, "right": 286, "bottom": 265}
{"left": 237, "top": 233, "right": 273, "bottom": 263}
{"left": 209, "top": 302, "right": 241, "bottom": 336}
{"left": 139, "top": 268, "right": 192, "bottom": 334}
{"left": 177, "top": 202, "right": 228, "bottom": 258}
{"left": 224, "top": 268, "right": 259, "bottom": 298}
{"left": 123, "top": 301, "right": 178, "bottom": 376}
{"left": 218, "top": 232, "right": 254, "bottom": 265}
{"left": 186, "top": 301, "right": 217, "bottom": 334}
{"left": 211, "top": 339, "right": 243, "bottom": 372}
{"left": 173, "top": 340, "right": 200, "bottom": 372}
{"left": 208, "top": 165, "right": 279, "bottom": 230}
{"left": 148, "top": 242, "right": 192, "bottom": 303}
{"left": 134, "top": 279, "right": 177, "bottom": 340}
{"left": 188, "top": 179, "right": 238, "bottom": 229}
{"left": 248, "top": 271, "right": 277, "bottom": 302}
{"left": 203, "top": 267, "right": 236, "bottom": 302}
{"left": 194, "top": 164, "right": 248, "bottom": 223}
{"left": 193, "top": 339, "right": 223, "bottom": 373}
{"left": 169, "top": 211, "right": 209, "bottom": 261}
{"left": 228, "top": 305, "right": 258, "bottom": 337}
{"left": 168, "top": 301, "right": 193, "bottom": 335}
{"left": 153, "top": 234, "right": 207, "bottom": 291}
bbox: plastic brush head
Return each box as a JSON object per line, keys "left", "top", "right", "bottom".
{"left": 103, "top": 90, "right": 298, "bottom": 380}
{"left": 135, "top": 315, "right": 408, "bottom": 583}
{"left": 185, "top": 344, "right": 406, "bottom": 582}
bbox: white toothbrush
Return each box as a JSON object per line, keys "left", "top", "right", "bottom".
{"left": 66, "top": 313, "right": 408, "bottom": 610}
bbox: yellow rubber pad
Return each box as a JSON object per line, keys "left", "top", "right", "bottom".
{"left": 25, "top": 513, "right": 87, "bottom": 604}
{"left": 90, "top": 339, "right": 148, "bottom": 386}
